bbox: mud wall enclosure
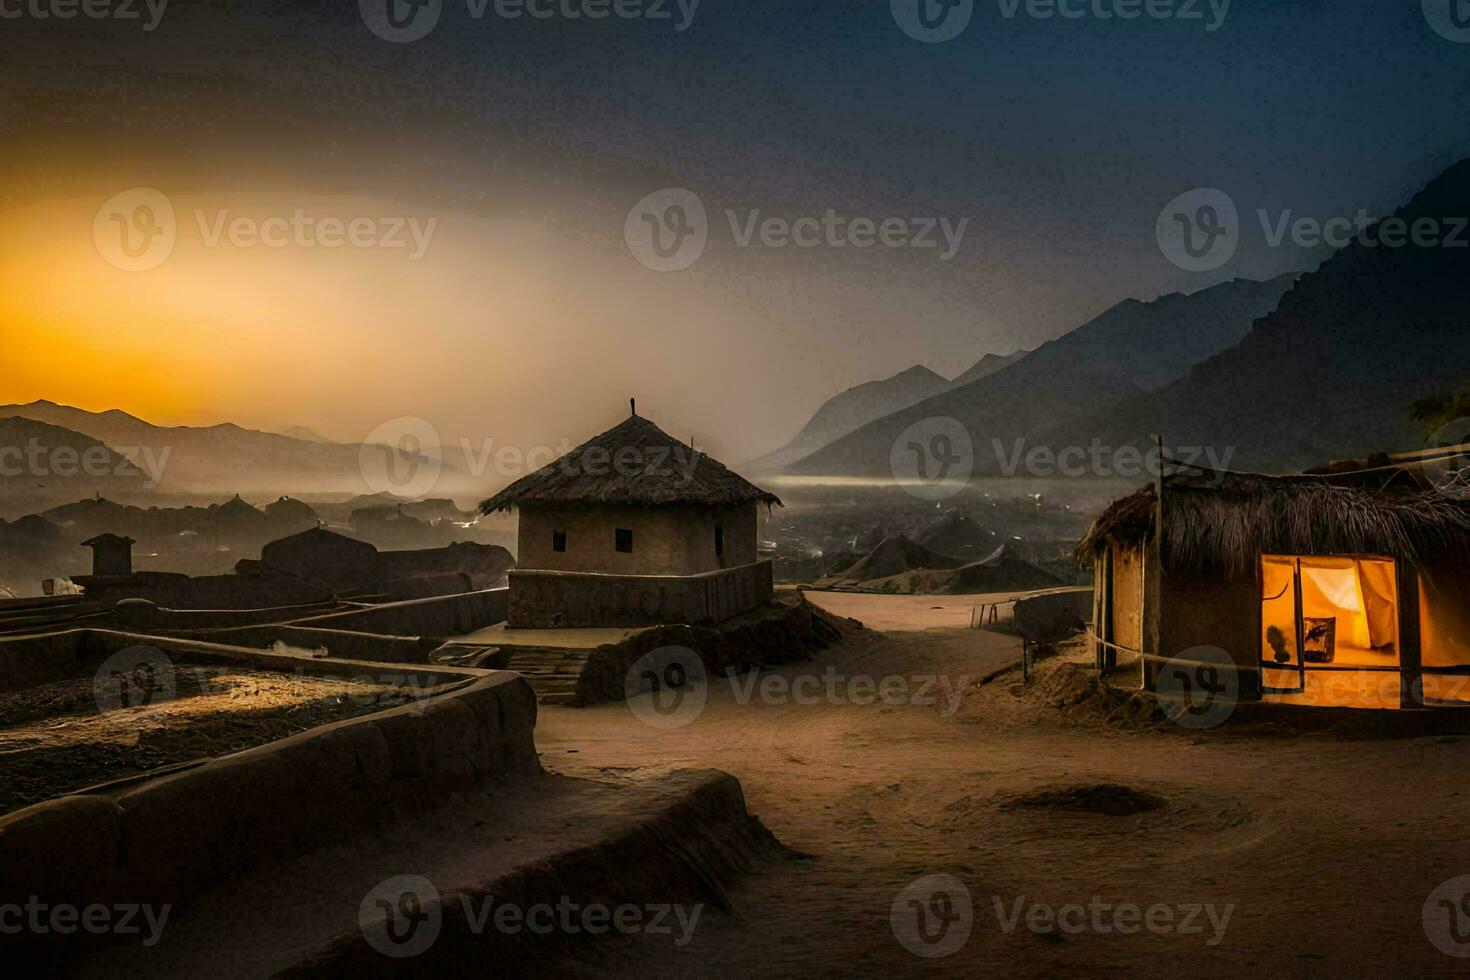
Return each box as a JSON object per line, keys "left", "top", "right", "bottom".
{"left": 0, "top": 666, "right": 540, "bottom": 925}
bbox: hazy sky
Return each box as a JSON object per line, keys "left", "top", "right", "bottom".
{"left": 1, "top": 0, "right": 1466, "bottom": 461}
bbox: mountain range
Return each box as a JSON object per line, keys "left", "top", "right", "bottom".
{"left": 782, "top": 274, "right": 1296, "bottom": 478}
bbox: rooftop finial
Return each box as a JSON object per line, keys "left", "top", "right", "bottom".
{"left": 630, "top": 397, "right": 636, "bottom": 417}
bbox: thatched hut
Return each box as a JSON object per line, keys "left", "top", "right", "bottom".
{"left": 479, "top": 409, "right": 781, "bottom": 629}
{"left": 1078, "top": 444, "right": 1470, "bottom": 710}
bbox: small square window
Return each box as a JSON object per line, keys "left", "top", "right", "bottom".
{"left": 552, "top": 531, "right": 567, "bottom": 553}
{"left": 714, "top": 523, "right": 724, "bottom": 556}
{"left": 615, "top": 528, "right": 633, "bottom": 553}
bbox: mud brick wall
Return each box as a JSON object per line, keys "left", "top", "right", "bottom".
{"left": 508, "top": 560, "right": 774, "bottom": 629}
{"left": 288, "top": 587, "right": 509, "bottom": 636}
{"left": 0, "top": 672, "right": 540, "bottom": 937}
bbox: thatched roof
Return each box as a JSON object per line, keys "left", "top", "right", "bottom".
{"left": 479, "top": 414, "right": 782, "bottom": 513}
{"left": 1077, "top": 472, "right": 1470, "bottom": 578}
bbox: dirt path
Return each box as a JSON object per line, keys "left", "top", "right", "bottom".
{"left": 536, "top": 597, "right": 1470, "bottom": 977}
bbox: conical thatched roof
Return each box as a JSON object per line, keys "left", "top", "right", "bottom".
{"left": 479, "top": 414, "right": 781, "bottom": 513}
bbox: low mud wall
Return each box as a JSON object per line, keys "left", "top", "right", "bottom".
{"left": 508, "top": 561, "right": 774, "bottom": 629}
{"left": 574, "top": 594, "right": 855, "bottom": 706}
{"left": 0, "top": 671, "right": 540, "bottom": 942}
{"left": 285, "top": 769, "right": 785, "bottom": 977}
{"left": 290, "top": 588, "right": 509, "bottom": 637}
{"left": 197, "top": 624, "right": 437, "bottom": 663}
{"left": 106, "top": 599, "right": 343, "bottom": 632}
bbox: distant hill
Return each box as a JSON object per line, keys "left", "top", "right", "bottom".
{"left": 0, "top": 401, "right": 469, "bottom": 498}
{"left": 747, "top": 365, "right": 952, "bottom": 473}
{"left": 1047, "top": 158, "right": 1470, "bottom": 473}
{"left": 0, "top": 416, "right": 155, "bottom": 519}
{"left": 787, "top": 274, "right": 1295, "bottom": 478}
{"left": 824, "top": 534, "right": 965, "bottom": 585}
{"left": 950, "top": 349, "right": 1030, "bottom": 388}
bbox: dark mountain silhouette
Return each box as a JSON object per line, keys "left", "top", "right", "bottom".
{"left": 949, "top": 348, "right": 1031, "bottom": 388}
{"left": 0, "top": 400, "right": 466, "bottom": 497}
{"left": 748, "top": 365, "right": 952, "bottom": 473}
{"left": 1046, "top": 158, "right": 1470, "bottom": 473}
{"left": 0, "top": 416, "right": 155, "bottom": 518}
{"left": 913, "top": 510, "right": 1002, "bottom": 561}
{"left": 826, "top": 534, "right": 966, "bottom": 585}
{"left": 788, "top": 274, "right": 1296, "bottom": 478}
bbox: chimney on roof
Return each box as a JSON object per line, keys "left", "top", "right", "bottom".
{"left": 630, "top": 398, "right": 636, "bottom": 417}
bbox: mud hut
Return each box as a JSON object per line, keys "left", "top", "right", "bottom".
{"left": 1078, "top": 444, "right": 1470, "bottom": 710}
{"left": 479, "top": 408, "right": 781, "bottom": 628}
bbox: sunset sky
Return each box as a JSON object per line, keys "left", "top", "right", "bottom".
{"left": 2, "top": 0, "right": 1466, "bottom": 460}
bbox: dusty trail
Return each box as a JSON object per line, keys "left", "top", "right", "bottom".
{"left": 536, "top": 593, "right": 1470, "bottom": 978}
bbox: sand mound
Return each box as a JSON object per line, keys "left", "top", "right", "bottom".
{"left": 1002, "top": 782, "right": 1168, "bottom": 816}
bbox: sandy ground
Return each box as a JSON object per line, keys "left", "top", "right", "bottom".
{"left": 0, "top": 667, "right": 415, "bottom": 815}
{"left": 533, "top": 592, "right": 1470, "bottom": 978}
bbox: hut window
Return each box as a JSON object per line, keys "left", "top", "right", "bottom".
{"left": 714, "top": 523, "right": 724, "bottom": 556}
{"left": 615, "top": 528, "right": 634, "bottom": 553}
{"left": 552, "top": 531, "right": 567, "bottom": 553}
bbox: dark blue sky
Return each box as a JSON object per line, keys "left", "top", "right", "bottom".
{"left": 3, "top": 0, "right": 1467, "bottom": 450}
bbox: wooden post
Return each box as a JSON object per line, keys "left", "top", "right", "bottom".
{"left": 1144, "top": 434, "right": 1166, "bottom": 691}
{"left": 1399, "top": 565, "right": 1423, "bottom": 709}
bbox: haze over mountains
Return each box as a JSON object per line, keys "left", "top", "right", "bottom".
{"left": 748, "top": 351, "right": 1033, "bottom": 474}
{"left": 754, "top": 158, "right": 1470, "bottom": 481}
{"left": 782, "top": 274, "right": 1296, "bottom": 478}
{"left": 0, "top": 400, "right": 479, "bottom": 515}
{"left": 1042, "top": 159, "right": 1470, "bottom": 473}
